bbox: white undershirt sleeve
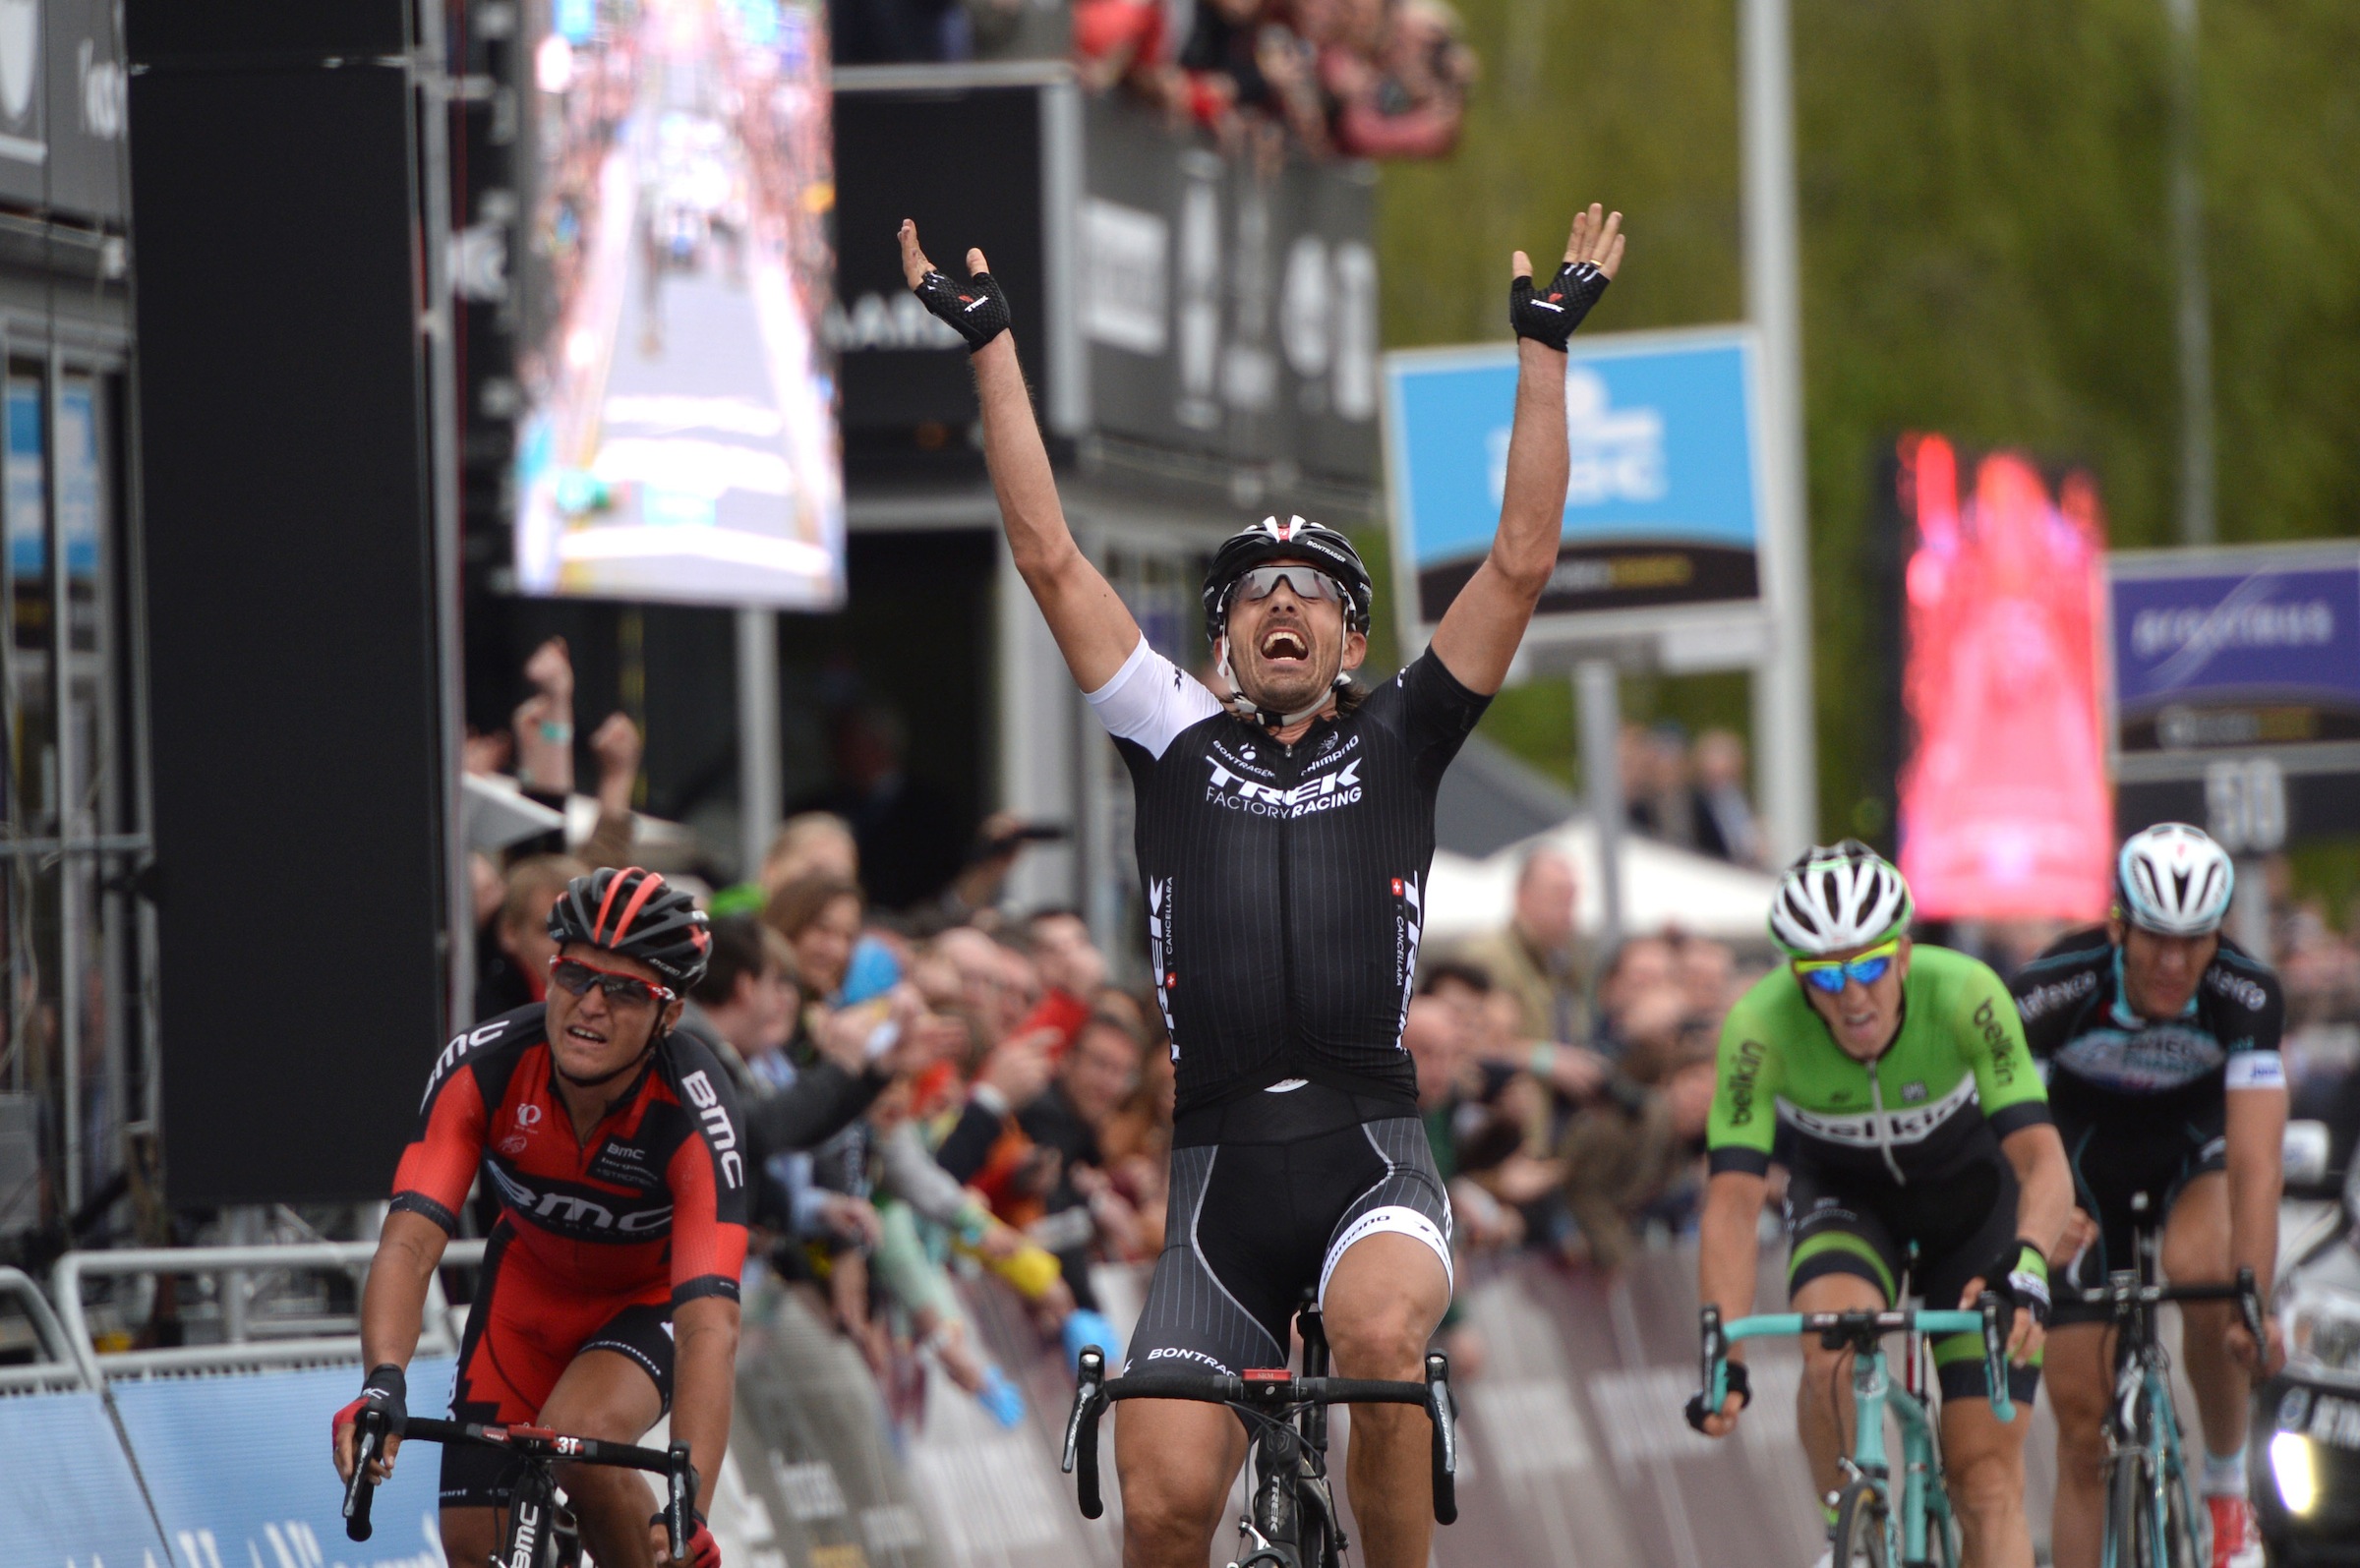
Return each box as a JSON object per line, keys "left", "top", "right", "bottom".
{"left": 1083, "top": 636, "right": 1223, "bottom": 760}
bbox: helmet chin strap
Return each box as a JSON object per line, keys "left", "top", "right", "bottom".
{"left": 1216, "top": 633, "right": 1344, "bottom": 731}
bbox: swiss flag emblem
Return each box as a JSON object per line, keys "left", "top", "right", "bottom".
{"left": 1390, "top": 878, "right": 1404, "bottom": 896}
{"left": 1165, "top": 971, "right": 1178, "bottom": 989}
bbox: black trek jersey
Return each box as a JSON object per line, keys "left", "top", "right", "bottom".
{"left": 1086, "top": 640, "right": 1490, "bottom": 1114}
{"left": 2010, "top": 927, "right": 2284, "bottom": 1129}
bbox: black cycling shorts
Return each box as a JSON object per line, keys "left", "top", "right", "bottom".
{"left": 1786, "top": 1159, "right": 2040, "bottom": 1405}
{"left": 2048, "top": 1080, "right": 2227, "bottom": 1327}
{"left": 440, "top": 1225, "right": 678, "bottom": 1509}
{"left": 1127, "top": 1080, "right": 1451, "bottom": 1378}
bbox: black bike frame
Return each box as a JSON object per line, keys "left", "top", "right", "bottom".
{"left": 341, "top": 1410, "right": 698, "bottom": 1563}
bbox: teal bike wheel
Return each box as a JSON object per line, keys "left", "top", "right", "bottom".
{"left": 1832, "top": 1480, "right": 1893, "bottom": 1568}
{"left": 2107, "top": 1452, "right": 2158, "bottom": 1568}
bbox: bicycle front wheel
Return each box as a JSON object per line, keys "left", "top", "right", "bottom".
{"left": 1832, "top": 1481, "right": 1893, "bottom": 1568}
{"left": 2158, "top": 1460, "right": 2203, "bottom": 1568}
{"left": 2106, "top": 1454, "right": 2157, "bottom": 1568}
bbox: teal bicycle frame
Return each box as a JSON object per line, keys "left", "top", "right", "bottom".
{"left": 1700, "top": 1300, "right": 2015, "bottom": 1566}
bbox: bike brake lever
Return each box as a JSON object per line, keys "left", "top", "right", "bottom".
{"left": 1698, "top": 1306, "right": 1726, "bottom": 1409}
{"left": 666, "top": 1442, "right": 696, "bottom": 1560}
{"left": 1976, "top": 1293, "right": 2015, "bottom": 1425}
{"left": 342, "top": 1408, "right": 383, "bottom": 1541}
{"left": 2233, "top": 1266, "right": 2265, "bottom": 1349}
{"left": 1425, "top": 1351, "right": 1458, "bottom": 1526}
{"left": 1068, "top": 1347, "right": 1108, "bottom": 1519}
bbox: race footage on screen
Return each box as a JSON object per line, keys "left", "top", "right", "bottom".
{"left": 513, "top": 0, "right": 844, "bottom": 608}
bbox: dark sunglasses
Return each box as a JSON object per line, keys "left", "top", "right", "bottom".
{"left": 1234, "top": 565, "right": 1345, "bottom": 607}
{"left": 549, "top": 957, "right": 675, "bottom": 1010}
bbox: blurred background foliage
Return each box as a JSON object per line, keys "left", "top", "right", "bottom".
{"left": 1369, "top": 0, "right": 2360, "bottom": 847}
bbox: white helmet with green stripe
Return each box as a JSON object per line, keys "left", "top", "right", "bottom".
{"left": 1769, "top": 840, "right": 1915, "bottom": 958}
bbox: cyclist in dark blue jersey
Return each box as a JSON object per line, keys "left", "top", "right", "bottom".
{"left": 903, "top": 205, "right": 1623, "bottom": 1568}
{"left": 2011, "top": 825, "right": 2287, "bottom": 1568}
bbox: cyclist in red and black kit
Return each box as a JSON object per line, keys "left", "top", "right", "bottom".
{"left": 332, "top": 866, "right": 743, "bottom": 1568}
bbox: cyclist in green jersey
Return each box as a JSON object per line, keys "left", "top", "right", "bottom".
{"left": 1690, "top": 842, "right": 2074, "bottom": 1568}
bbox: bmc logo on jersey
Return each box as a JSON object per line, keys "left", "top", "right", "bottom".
{"left": 1206, "top": 757, "right": 1362, "bottom": 818}
{"left": 680, "top": 1070, "right": 745, "bottom": 1190}
{"left": 421, "top": 1017, "right": 513, "bottom": 1109}
{"left": 486, "top": 1161, "right": 674, "bottom": 1234}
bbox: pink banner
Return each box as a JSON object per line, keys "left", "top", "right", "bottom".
{"left": 1897, "top": 436, "right": 2112, "bottom": 922}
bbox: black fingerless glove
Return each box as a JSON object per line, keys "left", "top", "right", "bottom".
{"left": 1509, "top": 260, "right": 1610, "bottom": 350}
{"left": 1683, "top": 1360, "right": 1750, "bottom": 1432}
{"left": 333, "top": 1362, "right": 408, "bottom": 1443}
{"left": 912, "top": 267, "right": 1011, "bottom": 352}
{"left": 1985, "top": 1241, "right": 2051, "bottom": 1330}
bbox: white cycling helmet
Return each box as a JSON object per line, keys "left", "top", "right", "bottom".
{"left": 2115, "top": 823, "right": 2234, "bottom": 937}
{"left": 1769, "top": 840, "right": 1915, "bottom": 958}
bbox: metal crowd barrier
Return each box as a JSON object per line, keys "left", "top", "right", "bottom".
{"left": 49, "top": 1238, "right": 485, "bottom": 1387}
{"left": 0, "top": 1264, "right": 84, "bottom": 1394}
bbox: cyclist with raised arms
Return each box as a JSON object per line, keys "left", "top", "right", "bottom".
{"left": 1689, "top": 842, "right": 2072, "bottom": 1568}
{"left": 899, "top": 204, "right": 1622, "bottom": 1568}
{"left": 332, "top": 866, "right": 741, "bottom": 1568}
{"left": 2010, "top": 824, "right": 2286, "bottom": 1568}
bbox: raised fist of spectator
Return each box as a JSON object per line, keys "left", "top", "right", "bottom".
{"left": 522, "top": 635, "right": 574, "bottom": 703}
{"left": 589, "top": 712, "right": 641, "bottom": 809}
{"left": 978, "top": 1026, "right": 1057, "bottom": 1108}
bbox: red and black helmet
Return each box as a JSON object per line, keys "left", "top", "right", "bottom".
{"left": 547, "top": 866, "right": 712, "bottom": 989}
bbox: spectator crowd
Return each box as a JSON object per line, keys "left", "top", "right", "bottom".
{"left": 831, "top": 0, "right": 1475, "bottom": 162}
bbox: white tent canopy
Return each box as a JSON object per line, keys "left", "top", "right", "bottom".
{"left": 1425, "top": 814, "right": 1780, "bottom": 947}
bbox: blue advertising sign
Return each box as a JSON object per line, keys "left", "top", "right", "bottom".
{"left": 110, "top": 1359, "right": 456, "bottom": 1568}
{"left": 2109, "top": 549, "right": 2360, "bottom": 754}
{"left": 0, "top": 1388, "right": 173, "bottom": 1567}
{"left": 1384, "top": 326, "right": 1763, "bottom": 634}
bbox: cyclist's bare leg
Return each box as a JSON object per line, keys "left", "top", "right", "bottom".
{"left": 1323, "top": 1231, "right": 1449, "bottom": 1568}
{"left": 2159, "top": 1173, "right": 2246, "bottom": 1461}
{"left": 1113, "top": 1396, "right": 1247, "bottom": 1568}
{"left": 2040, "top": 1322, "right": 2113, "bottom": 1568}
{"left": 1792, "top": 1271, "right": 1885, "bottom": 1502}
{"left": 541, "top": 1348, "right": 668, "bottom": 1568}
{"left": 440, "top": 1506, "right": 498, "bottom": 1567}
{"left": 1940, "top": 1392, "right": 2035, "bottom": 1568}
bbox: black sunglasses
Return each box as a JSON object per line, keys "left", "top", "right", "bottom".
{"left": 549, "top": 957, "right": 674, "bottom": 1010}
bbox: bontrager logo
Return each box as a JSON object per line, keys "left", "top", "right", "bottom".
{"left": 1146, "top": 1346, "right": 1233, "bottom": 1374}
{"left": 1206, "top": 757, "right": 1362, "bottom": 817}
{"left": 680, "top": 1071, "right": 745, "bottom": 1190}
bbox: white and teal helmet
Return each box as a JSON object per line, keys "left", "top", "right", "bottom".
{"left": 1769, "top": 840, "right": 1915, "bottom": 958}
{"left": 2115, "top": 823, "right": 2234, "bottom": 937}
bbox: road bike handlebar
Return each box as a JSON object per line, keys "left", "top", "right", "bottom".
{"left": 1699, "top": 1295, "right": 2018, "bottom": 1425}
{"left": 1059, "top": 1346, "right": 1459, "bottom": 1526}
{"left": 2062, "top": 1265, "right": 2265, "bottom": 1345}
{"left": 341, "top": 1411, "right": 698, "bottom": 1556}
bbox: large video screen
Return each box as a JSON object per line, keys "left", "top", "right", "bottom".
{"left": 1895, "top": 434, "right": 2111, "bottom": 921}
{"left": 514, "top": 0, "right": 843, "bottom": 608}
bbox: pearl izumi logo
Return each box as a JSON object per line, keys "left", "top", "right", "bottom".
{"left": 1206, "top": 756, "right": 1362, "bottom": 817}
